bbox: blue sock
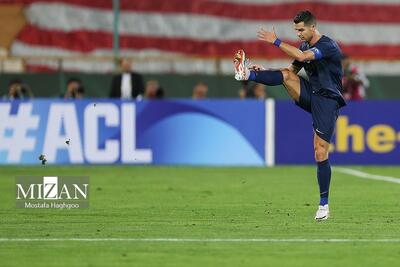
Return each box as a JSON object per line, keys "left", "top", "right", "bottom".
{"left": 248, "top": 70, "right": 283, "bottom": 85}
{"left": 317, "top": 159, "right": 331, "bottom": 206}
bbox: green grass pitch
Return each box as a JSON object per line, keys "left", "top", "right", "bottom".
{"left": 0, "top": 166, "right": 400, "bottom": 266}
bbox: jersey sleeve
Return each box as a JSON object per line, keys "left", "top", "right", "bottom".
{"left": 312, "top": 40, "right": 340, "bottom": 60}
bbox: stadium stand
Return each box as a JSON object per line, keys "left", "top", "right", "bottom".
{"left": 0, "top": 0, "right": 398, "bottom": 98}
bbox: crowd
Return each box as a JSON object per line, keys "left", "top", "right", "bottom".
{"left": 2, "top": 56, "right": 369, "bottom": 101}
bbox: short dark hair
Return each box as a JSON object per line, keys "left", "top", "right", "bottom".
{"left": 293, "top": 10, "right": 316, "bottom": 26}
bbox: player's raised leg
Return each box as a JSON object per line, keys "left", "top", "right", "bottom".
{"left": 233, "top": 50, "right": 301, "bottom": 102}
{"left": 280, "top": 68, "right": 301, "bottom": 102}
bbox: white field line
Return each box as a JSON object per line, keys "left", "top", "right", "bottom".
{"left": 1, "top": 238, "right": 400, "bottom": 243}
{"left": 334, "top": 167, "right": 400, "bottom": 184}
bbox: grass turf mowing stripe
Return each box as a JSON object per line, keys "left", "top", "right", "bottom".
{"left": 2, "top": 238, "right": 400, "bottom": 243}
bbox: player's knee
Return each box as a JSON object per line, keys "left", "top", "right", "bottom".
{"left": 314, "top": 146, "right": 328, "bottom": 162}
{"left": 281, "top": 68, "right": 297, "bottom": 82}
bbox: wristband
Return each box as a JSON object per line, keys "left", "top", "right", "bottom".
{"left": 273, "top": 38, "right": 282, "bottom": 47}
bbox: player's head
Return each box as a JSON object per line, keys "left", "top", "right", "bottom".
{"left": 293, "top": 10, "right": 317, "bottom": 42}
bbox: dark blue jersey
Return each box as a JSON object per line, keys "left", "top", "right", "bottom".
{"left": 292, "top": 35, "right": 346, "bottom": 107}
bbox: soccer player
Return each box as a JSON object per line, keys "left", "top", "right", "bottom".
{"left": 234, "top": 10, "right": 345, "bottom": 220}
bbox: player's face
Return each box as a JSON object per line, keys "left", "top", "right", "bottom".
{"left": 294, "top": 22, "right": 315, "bottom": 42}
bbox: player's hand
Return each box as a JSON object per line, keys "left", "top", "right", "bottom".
{"left": 249, "top": 64, "right": 265, "bottom": 71}
{"left": 257, "top": 27, "right": 278, "bottom": 44}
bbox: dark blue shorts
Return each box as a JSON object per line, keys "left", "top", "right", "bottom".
{"left": 295, "top": 77, "right": 340, "bottom": 143}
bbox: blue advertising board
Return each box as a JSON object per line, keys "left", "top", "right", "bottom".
{"left": 0, "top": 99, "right": 398, "bottom": 165}
{"left": 0, "top": 99, "right": 266, "bottom": 165}
{"left": 275, "top": 100, "right": 400, "bottom": 165}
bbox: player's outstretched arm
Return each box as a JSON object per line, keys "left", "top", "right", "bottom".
{"left": 257, "top": 27, "right": 315, "bottom": 62}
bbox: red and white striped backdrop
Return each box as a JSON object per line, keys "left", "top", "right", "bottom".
{"left": 10, "top": 0, "right": 400, "bottom": 74}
